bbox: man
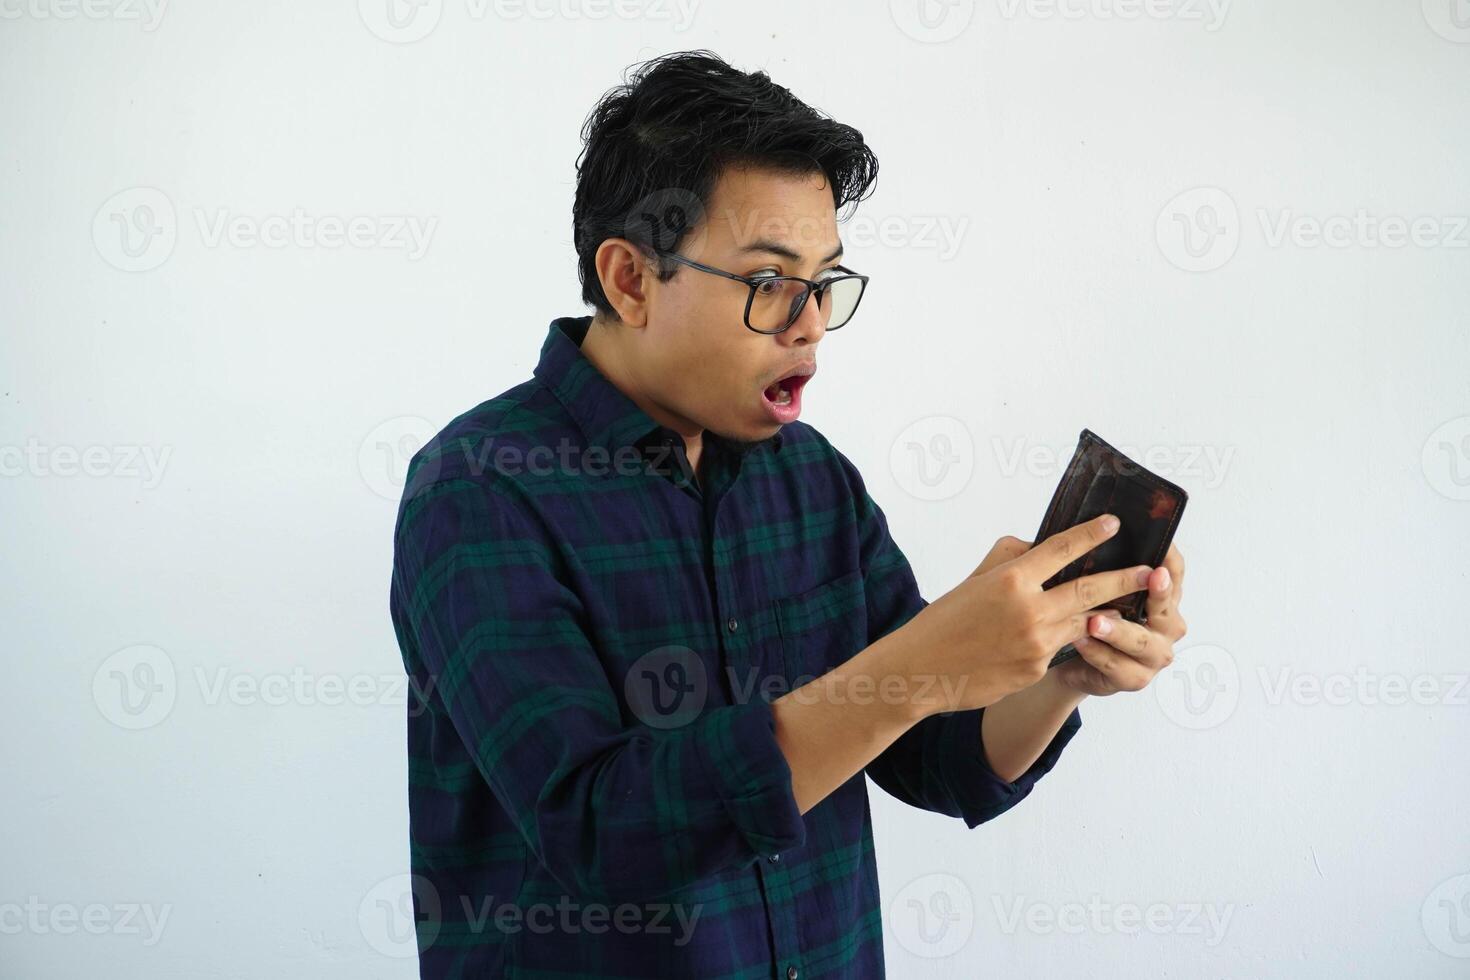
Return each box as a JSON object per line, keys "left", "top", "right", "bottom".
{"left": 389, "top": 49, "right": 1187, "bottom": 978}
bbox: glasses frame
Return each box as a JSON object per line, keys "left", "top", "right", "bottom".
{"left": 654, "top": 250, "right": 870, "bottom": 335}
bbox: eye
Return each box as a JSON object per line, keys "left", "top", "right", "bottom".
{"left": 750, "top": 270, "right": 785, "bottom": 296}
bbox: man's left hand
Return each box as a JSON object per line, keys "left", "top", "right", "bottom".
{"left": 1053, "top": 542, "right": 1188, "bottom": 697}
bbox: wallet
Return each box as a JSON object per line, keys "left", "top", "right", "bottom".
{"left": 1032, "top": 429, "right": 1188, "bottom": 668}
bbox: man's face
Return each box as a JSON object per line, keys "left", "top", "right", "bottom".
{"left": 632, "top": 166, "right": 843, "bottom": 444}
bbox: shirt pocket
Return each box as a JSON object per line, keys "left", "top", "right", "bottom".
{"left": 772, "top": 569, "right": 868, "bottom": 688}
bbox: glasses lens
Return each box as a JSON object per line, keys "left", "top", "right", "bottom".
{"left": 747, "top": 275, "right": 866, "bottom": 333}
{"left": 817, "top": 277, "right": 864, "bottom": 331}
{"left": 748, "top": 278, "right": 811, "bottom": 333}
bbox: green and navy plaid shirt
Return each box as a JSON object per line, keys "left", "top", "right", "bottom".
{"left": 389, "top": 315, "right": 1082, "bottom": 978}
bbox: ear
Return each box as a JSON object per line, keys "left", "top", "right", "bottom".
{"left": 595, "top": 238, "right": 653, "bottom": 328}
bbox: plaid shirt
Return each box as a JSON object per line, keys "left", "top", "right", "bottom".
{"left": 389, "top": 315, "right": 1082, "bottom": 978}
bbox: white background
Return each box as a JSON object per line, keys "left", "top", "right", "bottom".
{"left": 3, "top": 1, "right": 1469, "bottom": 977}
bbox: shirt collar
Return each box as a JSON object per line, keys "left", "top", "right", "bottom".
{"left": 533, "top": 315, "right": 785, "bottom": 459}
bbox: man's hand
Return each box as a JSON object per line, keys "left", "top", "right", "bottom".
{"left": 973, "top": 539, "right": 1186, "bottom": 780}
{"left": 1052, "top": 542, "right": 1188, "bottom": 696}
{"left": 896, "top": 513, "right": 1156, "bottom": 716}
{"left": 771, "top": 514, "right": 1169, "bottom": 813}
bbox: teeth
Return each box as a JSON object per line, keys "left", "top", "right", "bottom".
{"left": 773, "top": 385, "right": 792, "bottom": 406}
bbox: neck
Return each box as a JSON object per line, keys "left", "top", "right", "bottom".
{"left": 580, "top": 316, "right": 705, "bottom": 468}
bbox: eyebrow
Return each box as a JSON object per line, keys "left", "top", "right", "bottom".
{"left": 738, "top": 239, "right": 844, "bottom": 264}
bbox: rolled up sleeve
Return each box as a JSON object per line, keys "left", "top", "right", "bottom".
{"left": 827, "top": 447, "right": 1083, "bottom": 828}
{"left": 872, "top": 703, "right": 1082, "bottom": 828}
{"left": 391, "top": 472, "right": 805, "bottom": 904}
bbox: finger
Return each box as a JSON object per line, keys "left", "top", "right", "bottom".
{"left": 1162, "top": 542, "right": 1184, "bottom": 583}
{"left": 1073, "top": 635, "right": 1152, "bottom": 692}
{"left": 1045, "top": 562, "right": 1154, "bottom": 618}
{"left": 1085, "top": 613, "right": 1171, "bottom": 671}
{"left": 1065, "top": 607, "right": 1122, "bottom": 644}
{"left": 1017, "top": 514, "right": 1120, "bottom": 586}
{"left": 1143, "top": 565, "right": 1185, "bottom": 640}
{"left": 1163, "top": 542, "right": 1185, "bottom": 603}
{"left": 972, "top": 536, "right": 1031, "bottom": 578}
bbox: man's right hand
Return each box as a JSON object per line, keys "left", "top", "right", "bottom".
{"left": 896, "top": 513, "right": 1153, "bottom": 716}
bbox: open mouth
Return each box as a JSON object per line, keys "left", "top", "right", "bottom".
{"left": 760, "top": 364, "right": 816, "bottom": 422}
{"left": 762, "top": 374, "right": 808, "bottom": 406}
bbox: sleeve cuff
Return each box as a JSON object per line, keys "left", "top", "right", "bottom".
{"left": 938, "top": 705, "right": 1083, "bottom": 829}
{"left": 694, "top": 698, "right": 808, "bottom": 859}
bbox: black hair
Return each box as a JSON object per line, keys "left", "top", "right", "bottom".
{"left": 572, "top": 49, "right": 879, "bottom": 319}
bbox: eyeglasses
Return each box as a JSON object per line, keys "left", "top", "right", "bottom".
{"left": 655, "top": 250, "right": 869, "bottom": 335}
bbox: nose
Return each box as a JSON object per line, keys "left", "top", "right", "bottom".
{"left": 779, "top": 287, "right": 827, "bottom": 346}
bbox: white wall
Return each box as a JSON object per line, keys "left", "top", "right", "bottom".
{"left": 3, "top": 1, "right": 1468, "bottom": 976}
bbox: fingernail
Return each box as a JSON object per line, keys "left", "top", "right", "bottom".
{"left": 1102, "top": 514, "right": 1120, "bottom": 533}
{"left": 1157, "top": 568, "right": 1172, "bottom": 590}
{"left": 1092, "top": 616, "right": 1112, "bottom": 636}
{"left": 1136, "top": 567, "right": 1152, "bottom": 588}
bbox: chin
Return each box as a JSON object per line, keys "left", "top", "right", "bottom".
{"left": 707, "top": 420, "right": 780, "bottom": 452}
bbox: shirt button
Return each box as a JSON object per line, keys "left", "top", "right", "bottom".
{"left": 786, "top": 967, "right": 799, "bottom": 980}
{"left": 726, "top": 617, "right": 739, "bottom": 633}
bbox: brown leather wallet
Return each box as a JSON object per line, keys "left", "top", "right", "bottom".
{"left": 1033, "top": 428, "right": 1188, "bottom": 668}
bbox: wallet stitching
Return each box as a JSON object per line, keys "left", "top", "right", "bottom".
{"left": 1038, "top": 429, "right": 1187, "bottom": 608}
{"left": 1037, "top": 437, "right": 1094, "bottom": 546}
{"left": 1093, "top": 476, "right": 1119, "bottom": 585}
{"left": 1042, "top": 430, "right": 1184, "bottom": 669}
{"left": 1079, "top": 428, "right": 1188, "bottom": 571}
{"left": 1087, "top": 428, "right": 1188, "bottom": 501}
